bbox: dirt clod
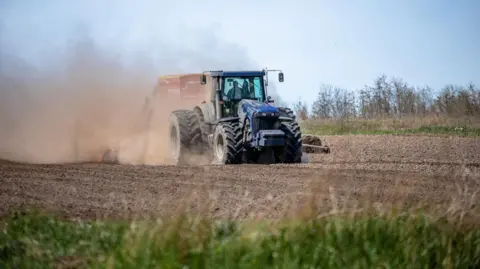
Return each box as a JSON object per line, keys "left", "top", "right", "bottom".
{"left": 303, "top": 135, "right": 323, "bottom": 146}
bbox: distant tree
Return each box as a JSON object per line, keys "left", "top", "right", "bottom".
{"left": 302, "top": 75, "right": 480, "bottom": 120}
{"left": 467, "top": 83, "right": 480, "bottom": 116}
{"left": 416, "top": 86, "right": 434, "bottom": 116}
{"left": 293, "top": 99, "right": 309, "bottom": 120}
{"left": 311, "top": 84, "right": 334, "bottom": 119}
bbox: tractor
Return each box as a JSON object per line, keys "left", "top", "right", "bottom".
{"left": 168, "top": 69, "right": 305, "bottom": 165}
{"left": 98, "top": 68, "right": 330, "bottom": 165}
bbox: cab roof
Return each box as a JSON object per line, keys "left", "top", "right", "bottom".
{"left": 208, "top": 70, "right": 265, "bottom": 77}
{"left": 157, "top": 70, "right": 265, "bottom": 80}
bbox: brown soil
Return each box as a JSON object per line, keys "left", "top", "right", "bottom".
{"left": 1, "top": 134, "right": 480, "bottom": 220}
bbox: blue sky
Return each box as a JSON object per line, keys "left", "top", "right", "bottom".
{"left": 1, "top": 0, "right": 479, "bottom": 106}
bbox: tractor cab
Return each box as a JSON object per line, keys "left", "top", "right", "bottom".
{"left": 200, "top": 70, "right": 283, "bottom": 118}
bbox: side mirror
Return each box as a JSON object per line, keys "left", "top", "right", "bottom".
{"left": 278, "top": 72, "right": 284, "bottom": 82}
{"left": 267, "top": 96, "right": 274, "bottom": 103}
{"left": 200, "top": 74, "right": 207, "bottom": 85}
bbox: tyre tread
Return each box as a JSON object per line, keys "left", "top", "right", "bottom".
{"left": 279, "top": 109, "right": 303, "bottom": 163}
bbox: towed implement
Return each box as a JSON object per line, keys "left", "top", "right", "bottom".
{"left": 167, "top": 69, "right": 329, "bottom": 165}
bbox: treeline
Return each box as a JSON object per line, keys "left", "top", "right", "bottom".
{"left": 293, "top": 75, "right": 480, "bottom": 120}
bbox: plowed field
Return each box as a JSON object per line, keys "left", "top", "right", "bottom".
{"left": 2, "top": 134, "right": 480, "bottom": 220}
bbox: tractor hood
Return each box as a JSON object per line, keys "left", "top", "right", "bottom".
{"left": 238, "top": 99, "right": 279, "bottom": 117}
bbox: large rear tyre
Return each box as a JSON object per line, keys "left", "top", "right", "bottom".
{"left": 168, "top": 110, "right": 201, "bottom": 165}
{"left": 212, "top": 121, "right": 243, "bottom": 164}
{"left": 193, "top": 107, "right": 213, "bottom": 163}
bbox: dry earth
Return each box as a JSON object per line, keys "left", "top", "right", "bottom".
{"left": 1, "top": 134, "right": 480, "bottom": 220}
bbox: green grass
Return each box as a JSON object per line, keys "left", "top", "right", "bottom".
{"left": 1, "top": 210, "right": 479, "bottom": 269}
{"left": 301, "top": 117, "right": 480, "bottom": 137}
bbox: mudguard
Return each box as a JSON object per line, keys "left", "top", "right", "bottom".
{"left": 194, "top": 102, "right": 216, "bottom": 124}
{"left": 276, "top": 107, "right": 296, "bottom": 121}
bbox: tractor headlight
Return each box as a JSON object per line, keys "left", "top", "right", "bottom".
{"left": 261, "top": 112, "right": 267, "bottom": 116}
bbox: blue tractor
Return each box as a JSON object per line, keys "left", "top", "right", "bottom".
{"left": 168, "top": 69, "right": 304, "bottom": 165}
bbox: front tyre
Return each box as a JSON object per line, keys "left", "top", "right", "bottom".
{"left": 276, "top": 108, "right": 303, "bottom": 163}
{"left": 279, "top": 121, "right": 303, "bottom": 163}
{"left": 212, "top": 121, "right": 243, "bottom": 164}
{"left": 242, "top": 118, "right": 259, "bottom": 163}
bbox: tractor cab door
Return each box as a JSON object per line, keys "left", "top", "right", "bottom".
{"left": 220, "top": 77, "right": 243, "bottom": 118}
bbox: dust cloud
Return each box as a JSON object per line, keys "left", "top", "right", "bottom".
{"left": 0, "top": 23, "right": 271, "bottom": 165}
{"left": 0, "top": 32, "right": 152, "bottom": 164}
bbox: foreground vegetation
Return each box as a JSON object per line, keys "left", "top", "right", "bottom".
{"left": 1, "top": 209, "right": 479, "bottom": 269}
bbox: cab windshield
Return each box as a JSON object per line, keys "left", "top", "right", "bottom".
{"left": 222, "top": 76, "right": 265, "bottom": 102}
